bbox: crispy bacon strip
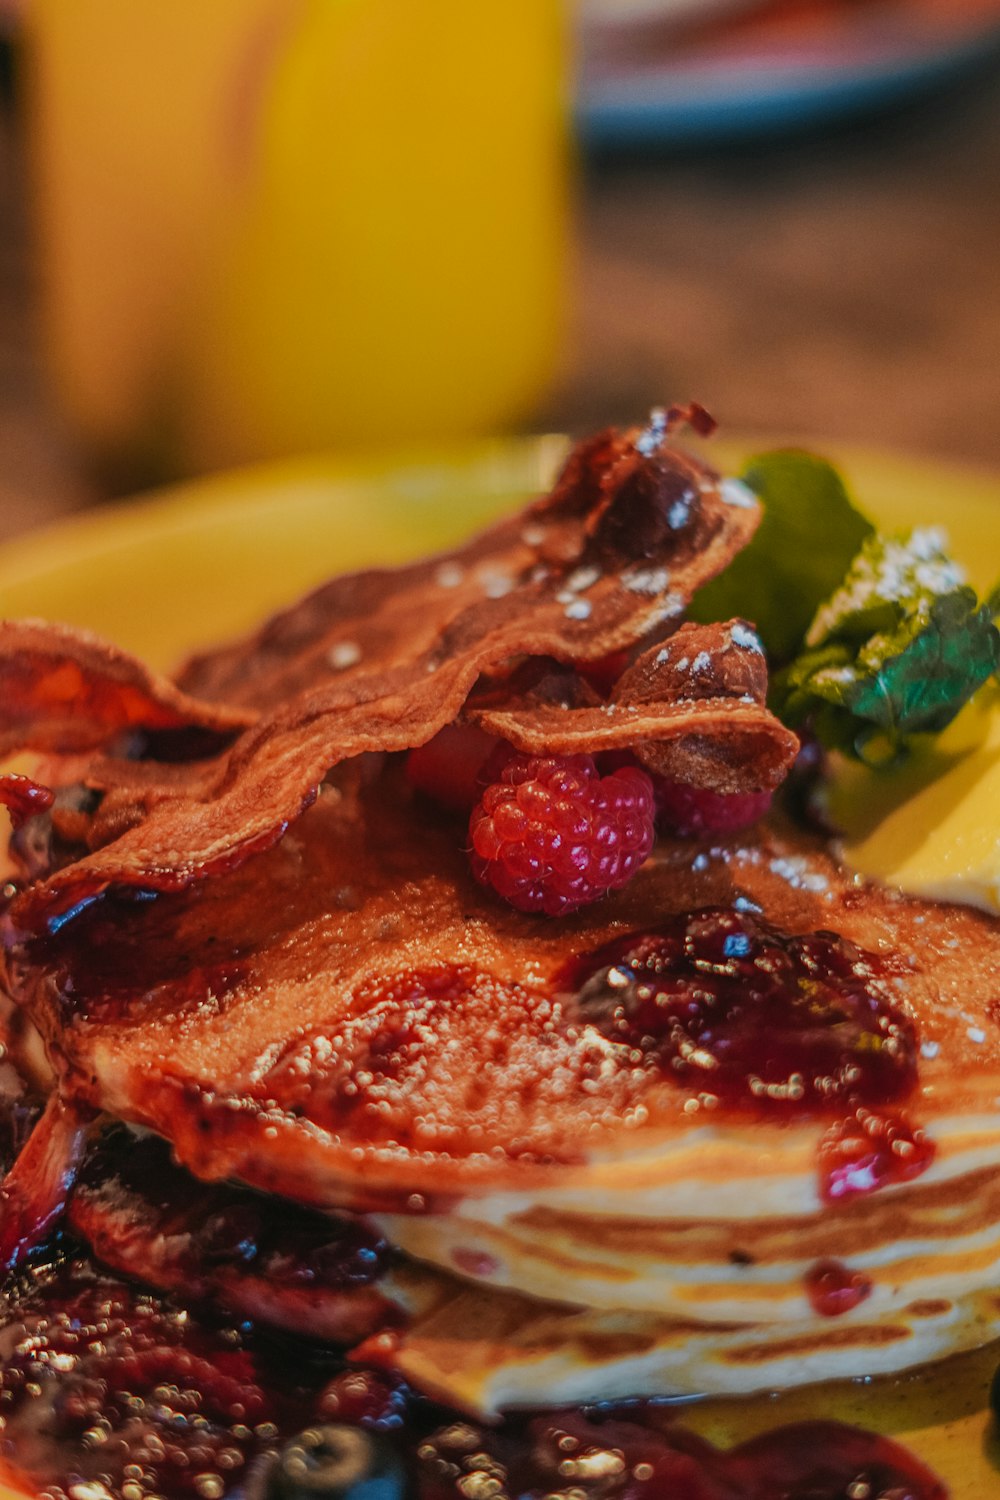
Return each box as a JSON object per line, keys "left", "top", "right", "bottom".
{"left": 471, "top": 621, "right": 796, "bottom": 792}
{"left": 0, "top": 620, "right": 254, "bottom": 758}
{"left": 175, "top": 412, "right": 729, "bottom": 711}
{"left": 0, "top": 1094, "right": 89, "bottom": 1273}
{"left": 5, "top": 427, "right": 783, "bottom": 935}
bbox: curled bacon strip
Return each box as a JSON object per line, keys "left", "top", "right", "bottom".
{"left": 0, "top": 1094, "right": 89, "bottom": 1274}
{"left": 0, "top": 620, "right": 254, "bottom": 758}
{"left": 471, "top": 621, "right": 795, "bottom": 793}
{"left": 175, "top": 410, "right": 727, "bottom": 711}
{"left": 4, "top": 423, "right": 795, "bottom": 936}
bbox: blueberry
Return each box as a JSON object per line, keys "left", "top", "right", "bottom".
{"left": 268, "top": 1424, "right": 405, "bottom": 1500}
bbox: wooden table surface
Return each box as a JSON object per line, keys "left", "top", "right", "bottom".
{"left": 2, "top": 53, "right": 1000, "bottom": 541}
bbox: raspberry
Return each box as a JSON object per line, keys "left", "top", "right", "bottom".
{"left": 652, "top": 775, "right": 772, "bottom": 838}
{"left": 469, "top": 752, "right": 654, "bottom": 916}
{"left": 405, "top": 724, "right": 499, "bottom": 811}
{"left": 577, "top": 647, "right": 631, "bottom": 697}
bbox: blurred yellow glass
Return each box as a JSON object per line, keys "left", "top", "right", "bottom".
{"left": 25, "top": 0, "right": 568, "bottom": 483}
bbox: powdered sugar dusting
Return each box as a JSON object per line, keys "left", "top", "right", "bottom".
{"left": 634, "top": 406, "right": 668, "bottom": 457}
{"left": 720, "top": 478, "right": 758, "bottom": 510}
{"left": 769, "top": 856, "right": 829, "bottom": 893}
{"left": 566, "top": 565, "right": 601, "bottom": 594}
{"left": 730, "top": 623, "right": 763, "bottom": 653}
{"left": 649, "top": 591, "right": 685, "bottom": 623}
{"left": 807, "top": 527, "right": 966, "bottom": 648}
{"left": 435, "top": 561, "right": 465, "bottom": 589}
{"left": 327, "top": 641, "right": 362, "bottom": 670}
{"left": 622, "top": 566, "right": 671, "bottom": 596}
{"left": 479, "top": 568, "right": 514, "bottom": 600}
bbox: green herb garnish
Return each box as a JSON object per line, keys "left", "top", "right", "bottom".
{"left": 773, "top": 529, "right": 1000, "bottom": 764}
{"left": 690, "top": 449, "right": 874, "bottom": 663}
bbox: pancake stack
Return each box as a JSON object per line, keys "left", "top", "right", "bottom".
{"left": 2, "top": 409, "right": 1000, "bottom": 1421}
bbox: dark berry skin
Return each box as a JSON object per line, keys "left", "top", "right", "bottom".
{"left": 562, "top": 908, "right": 920, "bottom": 1118}
{"left": 0, "top": 1251, "right": 282, "bottom": 1499}
{"left": 267, "top": 1425, "right": 405, "bottom": 1500}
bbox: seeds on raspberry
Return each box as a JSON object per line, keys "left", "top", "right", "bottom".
{"left": 468, "top": 752, "right": 654, "bottom": 916}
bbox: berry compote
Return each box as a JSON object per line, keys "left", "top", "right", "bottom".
{"left": 0, "top": 1246, "right": 295, "bottom": 1500}
{"left": 0, "top": 1242, "right": 948, "bottom": 1500}
{"left": 562, "top": 906, "right": 918, "bottom": 1114}
{"left": 559, "top": 905, "right": 935, "bottom": 1205}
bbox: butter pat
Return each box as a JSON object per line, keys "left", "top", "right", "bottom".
{"left": 826, "top": 686, "right": 1000, "bottom": 915}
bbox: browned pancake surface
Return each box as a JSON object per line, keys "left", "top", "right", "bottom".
{"left": 9, "top": 764, "right": 1000, "bottom": 1211}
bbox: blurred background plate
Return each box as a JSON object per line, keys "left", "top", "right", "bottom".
{"left": 0, "top": 436, "right": 567, "bottom": 667}
{"left": 4, "top": 432, "right": 1000, "bottom": 660}
{"left": 579, "top": 0, "right": 1000, "bottom": 146}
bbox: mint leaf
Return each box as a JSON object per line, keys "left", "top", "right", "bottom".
{"left": 774, "top": 529, "right": 1000, "bottom": 763}
{"left": 690, "top": 449, "right": 874, "bottom": 663}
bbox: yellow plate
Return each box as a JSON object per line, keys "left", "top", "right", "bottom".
{"left": 1, "top": 435, "right": 1000, "bottom": 1498}
{"left": 0, "top": 436, "right": 569, "bottom": 669}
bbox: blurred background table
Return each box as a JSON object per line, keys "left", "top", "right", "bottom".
{"left": 2, "top": 39, "right": 1000, "bottom": 540}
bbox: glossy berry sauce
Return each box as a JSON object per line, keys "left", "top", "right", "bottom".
{"left": 0, "top": 1247, "right": 330, "bottom": 1500}
{"left": 804, "top": 1258, "right": 873, "bottom": 1318}
{"left": 0, "top": 1243, "right": 948, "bottom": 1500}
{"left": 415, "top": 1410, "right": 947, "bottom": 1500}
{"left": 75, "top": 1126, "right": 391, "bottom": 1298}
{"left": 562, "top": 907, "right": 918, "bottom": 1113}
{"left": 818, "top": 1108, "right": 935, "bottom": 1206}
{"left": 560, "top": 906, "right": 934, "bottom": 1204}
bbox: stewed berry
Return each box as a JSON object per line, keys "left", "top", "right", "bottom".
{"left": 562, "top": 906, "right": 919, "bottom": 1117}
{"left": 0, "top": 1252, "right": 276, "bottom": 1499}
{"left": 266, "top": 1425, "right": 404, "bottom": 1500}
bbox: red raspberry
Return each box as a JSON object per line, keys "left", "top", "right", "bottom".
{"left": 577, "top": 647, "right": 631, "bottom": 697}
{"left": 469, "top": 751, "right": 655, "bottom": 916}
{"left": 405, "top": 724, "right": 499, "bottom": 811}
{"left": 652, "top": 775, "right": 772, "bottom": 839}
